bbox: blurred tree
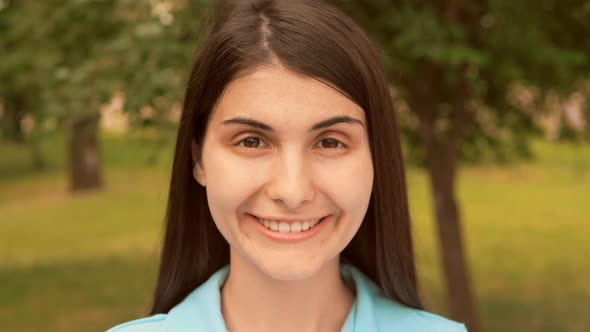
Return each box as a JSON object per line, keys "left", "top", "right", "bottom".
{"left": 0, "top": 0, "right": 47, "bottom": 168}
{"left": 1, "top": 0, "right": 124, "bottom": 187}
{"left": 108, "top": 0, "right": 202, "bottom": 124}
{"left": 1, "top": 0, "right": 207, "bottom": 190}
{"left": 41, "top": 0, "right": 125, "bottom": 191}
{"left": 332, "top": 0, "right": 589, "bottom": 331}
{"left": 103, "top": 0, "right": 207, "bottom": 163}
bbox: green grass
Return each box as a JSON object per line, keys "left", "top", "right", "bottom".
{"left": 1, "top": 131, "right": 589, "bottom": 332}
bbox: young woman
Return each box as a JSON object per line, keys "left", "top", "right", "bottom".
{"left": 107, "top": 0, "right": 467, "bottom": 331}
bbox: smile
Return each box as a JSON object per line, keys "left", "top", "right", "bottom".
{"left": 253, "top": 216, "right": 327, "bottom": 233}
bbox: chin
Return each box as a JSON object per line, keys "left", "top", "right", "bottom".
{"left": 255, "top": 258, "right": 325, "bottom": 281}
{"left": 253, "top": 249, "right": 345, "bottom": 281}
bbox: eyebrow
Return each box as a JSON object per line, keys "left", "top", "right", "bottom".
{"left": 220, "top": 115, "right": 364, "bottom": 133}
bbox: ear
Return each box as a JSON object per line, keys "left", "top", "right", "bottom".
{"left": 191, "top": 140, "right": 206, "bottom": 187}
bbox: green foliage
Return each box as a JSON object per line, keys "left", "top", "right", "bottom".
{"left": 0, "top": 0, "right": 209, "bottom": 132}
{"left": 103, "top": 0, "right": 208, "bottom": 122}
{"left": 333, "top": 0, "right": 590, "bottom": 166}
{"left": 2, "top": 0, "right": 120, "bottom": 122}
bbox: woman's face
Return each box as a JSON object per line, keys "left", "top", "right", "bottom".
{"left": 192, "top": 65, "right": 373, "bottom": 280}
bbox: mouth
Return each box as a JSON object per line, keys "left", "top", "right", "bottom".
{"left": 250, "top": 214, "right": 328, "bottom": 233}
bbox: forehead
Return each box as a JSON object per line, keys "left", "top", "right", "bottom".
{"left": 210, "top": 65, "right": 365, "bottom": 126}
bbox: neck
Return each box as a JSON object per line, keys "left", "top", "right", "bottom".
{"left": 220, "top": 251, "right": 356, "bottom": 332}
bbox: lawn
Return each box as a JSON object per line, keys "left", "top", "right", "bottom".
{"left": 1, "top": 131, "right": 589, "bottom": 332}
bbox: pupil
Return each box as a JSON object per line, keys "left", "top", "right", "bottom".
{"left": 245, "top": 137, "right": 259, "bottom": 148}
{"left": 323, "top": 139, "right": 337, "bottom": 148}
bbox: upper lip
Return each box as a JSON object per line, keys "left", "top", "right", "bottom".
{"left": 251, "top": 213, "right": 327, "bottom": 223}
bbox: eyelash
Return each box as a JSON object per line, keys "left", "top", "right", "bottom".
{"left": 234, "top": 135, "right": 348, "bottom": 150}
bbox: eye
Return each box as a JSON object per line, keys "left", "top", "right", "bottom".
{"left": 234, "top": 136, "right": 347, "bottom": 150}
{"left": 235, "top": 136, "right": 270, "bottom": 149}
{"left": 315, "top": 138, "right": 347, "bottom": 149}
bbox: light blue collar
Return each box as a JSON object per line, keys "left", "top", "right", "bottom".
{"left": 162, "top": 263, "right": 382, "bottom": 331}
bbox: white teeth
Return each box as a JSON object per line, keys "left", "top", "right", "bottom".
{"left": 257, "top": 217, "right": 323, "bottom": 233}
{"left": 290, "top": 222, "right": 302, "bottom": 233}
{"left": 278, "top": 222, "right": 290, "bottom": 232}
{"left": 302, "top": 221, "right": 310, "bottom": 231}
{"left": 270, "top": 221, "right": 278, "bottom": 231}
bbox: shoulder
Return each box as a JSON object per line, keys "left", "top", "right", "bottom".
{"left": 341, "top": 264, "right": 467, "bottom": 331}
{"left": 105, "top": 314, "right": 167, "bottom": 332}
{"left": 373, "top": 297, "right": 468, "bottom": 331}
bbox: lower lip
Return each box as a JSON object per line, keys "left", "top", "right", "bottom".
{"left": 247, "top": 214, "right": 331, "bottom": 243}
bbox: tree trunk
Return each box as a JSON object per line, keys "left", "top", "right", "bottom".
{"left": 69, "top": 114, "right": 103, "bottom": 192}
{"left": 1, "top": 96, "right": 26, "bottom": 143}
{"left": 426, "top": 146, "right": 482, "bottom": 332}
{"left": 408, "top": 75, "right": 482, "bottom": 331}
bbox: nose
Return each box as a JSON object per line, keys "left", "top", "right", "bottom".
{"left": 266, "top": 150, "right": 316, "bottom": 209}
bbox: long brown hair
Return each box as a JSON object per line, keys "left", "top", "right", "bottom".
{"left": 150, "top": 0, "right": 423, "bottom": 314}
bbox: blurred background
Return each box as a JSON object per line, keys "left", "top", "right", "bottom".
{"left": 1, "top": 0, "right": 589, "bottom": 331}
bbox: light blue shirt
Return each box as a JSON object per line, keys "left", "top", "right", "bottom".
{"left": 106, "top": 263, "right": 467, "bottom": 331}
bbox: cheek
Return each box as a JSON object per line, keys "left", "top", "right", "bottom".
{"left": 203, "top": 148, "right": 268, "bottom": 219}
{"left": 315, "top": 152, "right": 374, "bottom": 215}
